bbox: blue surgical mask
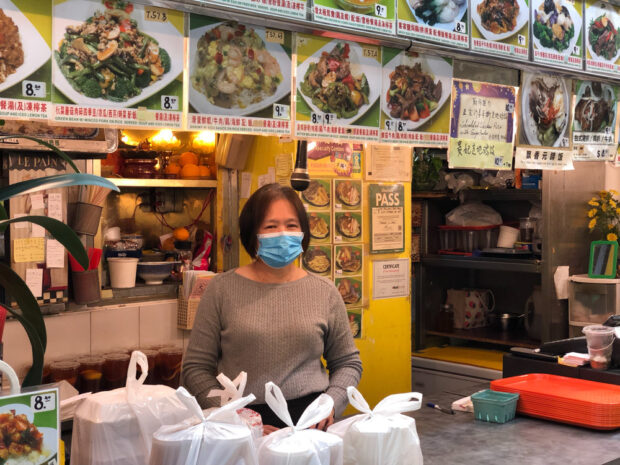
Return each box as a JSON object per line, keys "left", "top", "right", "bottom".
{"left": 257, "top": 232, "right": 304, "bottom": 269}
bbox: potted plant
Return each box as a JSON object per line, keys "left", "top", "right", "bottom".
{"left": 0, "top": 136, "right": 118, "bottom": 386}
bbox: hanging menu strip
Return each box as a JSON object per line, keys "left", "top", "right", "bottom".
{"left": 313, "top": 4, "right": 396, "bottom": 35}
{"left": 210, "top": 0, "right": 306, "bottom": 19}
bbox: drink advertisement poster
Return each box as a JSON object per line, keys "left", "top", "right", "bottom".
{"left": 396, "top": 0, "right": 469, "bottom": 48}
{"left": 51, "top": 0, "right": 184, "bottom": 128}
{"left": 470, "top": 0, "right": 529, "bottom": 60}
{"left": 313, "top": 0, "right": 396, "bottom": 35}
{"left": 380, "top": 49, "right": 452, "bottom": 146}
{"left": 0, "top": 0, "right": 52, "bottom": 120}
{"left": 295, "top": 33, "right": 381, "bottom": 142}
{"left": 187, "top": 15, "right": 292, "bottom": 135}
{"left": 448, "top": 79, "right": 516, "bottom": 170}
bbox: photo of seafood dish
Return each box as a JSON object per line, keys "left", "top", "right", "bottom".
{"left": 0, "top": 0, "right": 50, "bottom": 94}
{"left": 52, "top": 0, "right": 183, "bottom": 107}
{"left": 302, "top": 180, "right": 330, "bottom": 207}
{"left": 532, "top": 0, "right": 581, "bottom": 55}
{"left": 0, "top": 409, "right": 52, "bottom": 464}
{"left": 337, "top": 278, "right": 361, "bottom": 304}
{"left": 409, "top": 0, "right": 467, "bottom": 31}
{"left": 309, "top": 213, "right": 330, "bottom": 240}
{"left": 381, "top": 52, "right": 452, "bottom": 131}
{"left": 189, "top": 21, "right": 291, "bottom": 116}
{"left": 587, "top": 12, "right": 620, "bottom": 62}
{"left": 297, "top": 40, "right": 380, "bottom": 126}
{"left": 471, "top": 0, "right": 528, "bottom": 40}
{"left": 574, "top": 82, "right": 617, "bottom": 133}
{"left": 336, "top": 213, "right": 361, "bottom": 239}
{"left": 336, "top": 246, "right": 362, "bottom": 273}
{"left": 303, "top": 247, "right": 331, "bottom": 274}
{"left": 521, "top": 74, "right": 569, "bottom": 147}
{"left": 335, "top": 181, "right": 361, "bottom": 207}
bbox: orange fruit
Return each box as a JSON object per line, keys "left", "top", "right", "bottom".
{"left": 198, "top": 165, "right": 211, "bottom": 178}
{"left": 165, "top": 162, "right": 180, "bottom": 175}
{"left": 179, "top": 151, "right": 198, "bottom": 167}
{"left": 181, "top": 163, "right": 200, "bottom": 179}
{"left": 173, "top": 227, "right": 190, "bottom": 241}
{"left": 161, "top": 237, "right": 175, "bottom": 251}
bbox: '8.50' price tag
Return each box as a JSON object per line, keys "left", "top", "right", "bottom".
{"left": 31, "top": 392, "right": 56, "bottom": 412}
{"left": 161, "top": 95, "right": 179, "bottom": 111}
{"left": 22, "top": 80, "right": 46, "bottom": 99}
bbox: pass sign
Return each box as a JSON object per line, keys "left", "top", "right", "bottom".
{"left": 369, "top": 183, "right": 405, "bottom": 254}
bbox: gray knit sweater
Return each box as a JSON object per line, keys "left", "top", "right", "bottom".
{"left": 181, "top": 269, "right": 362, "bottom": 416}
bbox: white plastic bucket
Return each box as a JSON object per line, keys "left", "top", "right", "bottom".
{"left": 107, "top": 257, "right": 139, "bottom": 288}
{"left": 497, "top": 226, "right": 520, "bottom": 248}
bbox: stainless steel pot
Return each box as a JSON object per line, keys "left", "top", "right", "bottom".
{"left": 488, "top": 312, "right": 525, "bottom": 332}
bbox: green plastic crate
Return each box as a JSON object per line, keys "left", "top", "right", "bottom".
{"left": 471, "top": 389, "right": 519, "bottom": 424}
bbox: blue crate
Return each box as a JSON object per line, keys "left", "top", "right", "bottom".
{"left": 471, "top": 389, "right": 519, "bottom": 424}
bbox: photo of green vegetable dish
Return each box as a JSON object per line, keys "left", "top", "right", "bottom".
{"left": 300, "top": 43, "right": 370, "bottom": 119}
{"left": 54, "top": 1, "right": 171, "bottom": 102}
{"left": 533, "top": 0, "right": 575, "bottom": 52}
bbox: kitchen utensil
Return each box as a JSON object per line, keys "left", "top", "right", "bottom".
{"left": 107, "top": 257, "right": 139, "bottom": 288}
{"left": 583, "top": 324, "right": 615, "bottom": 370}
{"left": 72, "top": 269, "right": 100, "bottom": 305}
{"left": 488, "top": 312, "right": 525, "bottom": 332}
{"left": 70, "top": 202, "right": 103, "bottom": 236}
{"left": 137, "top": 261, "right": 176, "bottom": 285}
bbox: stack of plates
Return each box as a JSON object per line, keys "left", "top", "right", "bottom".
{"left": 490, "top": 374, "right": 620, "bottom": 430}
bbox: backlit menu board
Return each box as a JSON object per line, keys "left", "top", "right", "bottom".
{"left": 396, "top": 0, "right": 469, "bottom": 48}
{"left": 471, "top": 0, "right": 529, "bottom": 60}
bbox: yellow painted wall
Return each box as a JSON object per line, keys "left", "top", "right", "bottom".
{"left": 239, "top": 136, "right": 412, "bottom": 411}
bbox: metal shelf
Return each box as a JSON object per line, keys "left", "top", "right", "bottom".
{"left": 460, "top": 189, "right": 542, "bottom": 202}
{"left": 426, "top": 328, "right": 540, "bottom": 349}
{"left": 107, "top": 178, "right": 217, "bottom": 188}
{"left": 421, "top": 255, "right": 542, "bottom": 273}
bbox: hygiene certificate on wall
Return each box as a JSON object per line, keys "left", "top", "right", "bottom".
{"left": 369, "top": 183, "right": 405, "bottom": 254}
{"left": 372, "top": 258, "right": 410, "bottom": 299}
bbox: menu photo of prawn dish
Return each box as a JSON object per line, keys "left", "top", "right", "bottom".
{"left": 585, "top": 1, "right": 620, "bottom": 67}
{"left": 189, "top": 18, "right": 292, "bottom": 118}
{"left": 532, "top": 0, "right": 582, "bottom": 58}
{"left": 573, "top": 80, "right": 618, "bottom": 137}
{"left": 381, "top": 51, "right": 452, "bottom": 133}
{"left": 308, "top": 211, "right": 331, "bottom": 243}
{"left": 520, "top": 73, "right": 571, "bottom": 148}
{"left": 336, "top": 277, "right": 362, "bottom": 306}
{"left": 334, "top": 180, "right": 362, "bottom": 209}
{"left": 335, "top": 211, "right": 362, "bottom": 242}
{"left": 302, "top": 179, "right": 331, "bottom": 209}
{"left": 302, "top": 245, "right": 332, "bottom": 276}
{"left": 296, "top": 36, "right": 381, "bottom": 128}
{"left": 52, "top": 0, "right": 183, "bottom": 107}
{"left": 471, "top": 0, "right": 529, "bottom": 41}
{"left": 0, "top": 0, "right": 50, "bottom": 95}
{"left": 335, "top": 245, "right": 363, "bottom": 274}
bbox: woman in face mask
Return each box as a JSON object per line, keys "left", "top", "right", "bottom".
{"left": 182, "top": 183, "right": 362, "bottom": 434}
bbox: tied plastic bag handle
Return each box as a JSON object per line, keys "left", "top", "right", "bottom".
{"left": 176, "top": 386, "right": 256, "bottom": 423}
{"left": 0, "top": 361, "right": 20, "bottom": 395}
{"left": 126, "top": 351, "right": 149, "bottom": 395}
{"left": 207, "top": 371, "right": 248, "bottom": 406}
{"left": 347, "top": 386, "right": 423, "bottom": 416}
{"left": 265, "top": 381, "right": 334, "bottom": 431}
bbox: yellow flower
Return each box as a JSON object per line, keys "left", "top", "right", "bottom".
{"left": 610, "top": 224, "right": 615, "bottom": 229}
{"left": 602, "top": 204, "right": 608, "bottom": 212}
{"left": 589, "top": 218, "right": 597, "bottom": 229}
{"left": 588, "top": 208, "right": 597, "bottom": 218}
{"left": 616, "top": 208, "right": 620, "bottom": 215}
{"left": 608, "top": 233, "right": 618, "bottom": 242}
{"left": 611, "top": 200, "right": 617, "bottom": 208}
{"left": 610, "top": 189, "right": 619, "bottom": 196}
{"left": 600, "top": 191, "right": 609, "bottom": 198}
{"left": 589, "top": 200, "right": 600, "bottom": 206}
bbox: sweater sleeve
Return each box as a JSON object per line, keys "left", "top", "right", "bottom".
{"left": 181, "top": 276, "right": 224, "bottom": 409}
{"left": 323, "top": 286, "right": 363, "bottom": 417}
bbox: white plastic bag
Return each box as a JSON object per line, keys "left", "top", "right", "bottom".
{"left": 327, "top": 387, "right": 423, "bottom": 465}
{"left": 258, "top": 382, "right": 343, "bottom": 465}
{"left": 445, "top": 202, "right": 502, "bottom": 226}
{"left": 150, "top": 387, "right": 259, "bottom": 465}
{"left": 71, "top": 351, "right": 192, "bottom": 465}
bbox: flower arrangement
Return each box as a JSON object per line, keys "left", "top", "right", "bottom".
{"left": 587, "top": 190, "right": 620, "bottom": 242}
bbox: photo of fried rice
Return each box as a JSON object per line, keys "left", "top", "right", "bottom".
{"left": 0, "top": 8, "right": 24, "bottom": 84}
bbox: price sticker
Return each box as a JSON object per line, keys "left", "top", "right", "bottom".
{"left": 455, "top": 21, "right": 466, "bottom": 33}
{"left": 324, "top": 113, "right": 337, "bottom": 125}
{"left": 22, "top": 80, "right": 46, "bottom": 99}
{"left": 605, "top": 126, "right": 613, "bottom": 134}
{"left": 374, "top": 3, "right": 387, "bottom": 17}
{"left": 494, "top": 157, "right": 503, "bottom": 167}
{"left": 362, "top": 46, "right": 379, "bottom": 59}
{"left": 273, "top": 103, "right": 290, "bottom": 120}
{"left": 506, "top": 103, "right": 515, "bottom": 113}
{"left": 31, "top": 392, "right": 56, "bottom": 412}
{"left": 518, "top": 34, "right": 526, "bottom": 46}
{"left": 161, "top": 95, "right": 179, "bottom": 111}
{"left": 145, "top": 6, "right": 169, "bottom": 23}
{"left": 385, "top": 120, "right": 405, "bottom": 132}
{"left": 265, "top": 29, "right": 285, "bottom": 44}
{"left": 573, "top": 45, "right": 580, "bottom": 55}
{"left": 311, "top": 112, "right": 323, "bottom": 125}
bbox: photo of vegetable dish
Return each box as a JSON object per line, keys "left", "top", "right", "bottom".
{"left": 191, "top": 22, "right": 282, "bottom": 110}
{"left": 523, "top": 74, "right": 568, "bottom": 147}
{"left": 335, "top": 181, "right": 361, "bottom": 207}
{"left": 300, "top": 42, "right": 370, "bottom": 119}
{"left": 574, "top": 82, "right": 616, "bottom": 132}
{"left": 54, "top": 0, "right": 171, "bottom": 102}
{"left": 588, "top": 14, "right": 620, "bottom": 61}
{"left": 303, "top": 247, "right": 331, "bottom": 274}
{"left": 409, "top": 0, "right": 466, "bottom": 26}
{"left": 309, "top": 213, "right": 330, "bottom": 240}
{"left": 336, "top": 246, "right": 362, "bottom": 273}
{"left": 302, "top": 180, "right": 330, "bottom": 207}
{"left": 386, "top": 63, "right": 442, "bottom": 123}
{"left": 0, "top": 8, "right": 23, "bottom": 84}
{"left": 533, "top": 0, "right": 575, "bottom": 52}
{"left": 0, "top": 409, "right": 48, "bottom": 464}
{"left": 477, "top": 0, "right": 520, "bottom": 33}
{"left": 337, "top": 278, "right": 361, "bottom": 305}
{"left": 336, "top": 213, "right": 361, "bottom": 239}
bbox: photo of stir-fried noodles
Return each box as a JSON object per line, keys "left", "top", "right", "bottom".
{"left": 477, "top": 0, "right": 520, "bottom": 33}
{"left": 55, "top": 1, "right": 171, "bottom": 102}
{"left": 191, "top": 22, "right": 282, "bottom": 109}
{"left": 0, "top": 9, "right": 24, "bottom": 84}
{"left": 0, "top": 409, "right": 48, "bottom": 463}
{"left": 386, "top": 64, "right": 442, "bottom": 122}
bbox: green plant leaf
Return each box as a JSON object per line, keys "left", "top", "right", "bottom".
{"left": 1, "top": 304, "right": 44, "bottom": 387}
{"left": 0, "top": 263, "right": 46, "bottom": 351}
{"left": 0, "top": 201, "right": 6, "bottom": 220}
{"left": 0, "top": 173, "right": 119, "bottom": 202}
{"left": 0, "top": 135, "right": 80, "bottom": 173}
{"left": 0, "top": 216, "right": 88, "bottom": 270}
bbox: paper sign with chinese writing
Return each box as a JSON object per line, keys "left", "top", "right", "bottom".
{"left": 51, "top": 0, "right": 184, "bottom": 128}
{"left": 295, "top": 34, "right": 381, "bottom": 141}
{"left": 532, "top": 0, "right": 584, "bottom": 69}
{"left": 187, "top": 15, "right": 292, "bottom": 135}
{"left": 380, "top": 50, "right": 452, "bottom": 146}
{"left": 369, "top": 183, "right": 405, "bottom": 254}
{"left": 366, "top": 145, "right": 412, "bottom": 181}
{"left": 471, "top": 0, "right": 529, "bottom": 60}
{"left": 313, "top": 0, "right": 395, "bottom": 35}
{"left": 397, "top": 0, "right": 469, "bottom": 48}
{"left": 307, "top": 141, "right": 363, "bottom": 178}
{"left": 211, "top": 0, "right": 306, "bottom": 19}
{"left": 0, "top": 0, "right": 52, "bottom": 120}
{"left": 13, "top": 237, "right": 45, "bottom": 263}
{"left": 584, "top": 0, "right": 620, "bottom": 76}
{"left": 515, "top": 147, "right": 575, "bottom": 169}
{"left": 572, "top": 80, "right": 618, "bottom": 161}
{"left": 448, "top": 79, "right": 515, "bottom": 169}
{"left": 517, "top": 72, "right": 572, "bottom": 150}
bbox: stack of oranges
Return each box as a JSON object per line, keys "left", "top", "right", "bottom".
{"left": 165, "top": 151, "right": 211, "bottom": 179}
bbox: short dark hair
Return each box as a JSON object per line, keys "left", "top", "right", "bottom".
{"left": 239, "top": 183, "right": 310, "bottom": 258}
